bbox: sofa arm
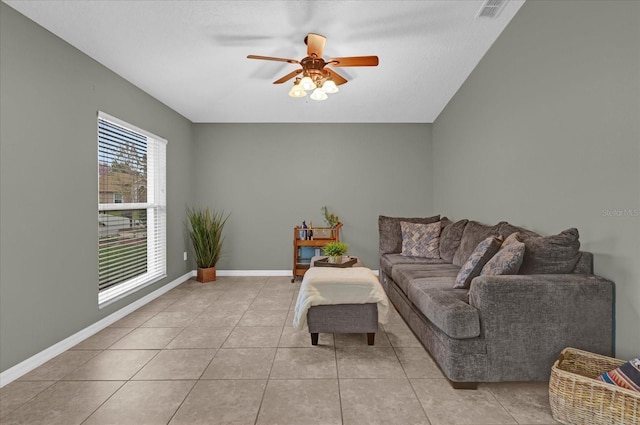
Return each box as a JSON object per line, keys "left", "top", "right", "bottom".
{"left": 468, "top": 274, "right": 614, "bottom": 381}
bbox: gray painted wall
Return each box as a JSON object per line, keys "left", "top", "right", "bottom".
{"left": 0, "top": 4, "right": 194, "bottom": 372}
{"left": 3, "top": 0, "right": 638, "bottom": 376}
{"left": 193, "top": 124, "right": 433, "bottom": 271}
{"left": 433, "top": 1, "right": 640, "bottom": 359}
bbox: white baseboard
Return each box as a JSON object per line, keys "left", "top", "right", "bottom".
{"left": 216, "top": 269, "right": 291, "bottom": 276}
{"left": 0, "top": 268, "right": 379, "bottom": 387}
{"left": 0, "top": 271, "right": 192, "bottom": 388}
{"left": 216, "top": 269, "right": 379, "bottom": 276}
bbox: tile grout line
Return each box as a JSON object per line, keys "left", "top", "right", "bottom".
{"left": 77, "top": 380, "right": 128, "bottom": 425}
{"left": 133, "top": 280, "right": 231, "bottom": 425}
{"left": 251, "top": 276, "right": 280, "bottom": 425}
{"left": 161, "top": 278, "right": 243, "bottom": 425}
{"left": 335, "top": 331, "right": 345, "bottom": 425}
{"left": 484, "top": 384, "right": 521, "bottom": 425}
{"left": 391, "top": 344, "right": 433, "bottom": 424}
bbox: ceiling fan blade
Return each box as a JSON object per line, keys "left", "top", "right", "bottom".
{"left": 325, "top": 68, "right": 348, "bottom": 86}
{"left": 273, "top": 69, "right": 303, "bottom": 84}
{"left": 328, "top": 56, "right": 379, "bottom": 67}
{"left": 247, "top": 55, "right": 299, "bottom": 64}
{"left": 306, "top": 33, "right": 326, "bottom": 58}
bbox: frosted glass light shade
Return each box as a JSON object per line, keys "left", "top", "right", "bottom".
{"left": 299, "top": 76, "right": 315, "bottom": 91}
{"left": 310, "top": 88, "right": 328, "bottom": 101}
{"left": 289, "top": 83, "right": 306, "bottom": 98}
{"left": 321, "top": 80, "right": 339, "bottom": 94}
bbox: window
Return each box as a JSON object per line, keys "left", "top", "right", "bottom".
{"left": 97, "top": 111, "right": 166, "bottom": 307}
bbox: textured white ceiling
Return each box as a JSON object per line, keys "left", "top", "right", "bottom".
{"left": 4, "top": 0, "right": 525, "bottom": 123}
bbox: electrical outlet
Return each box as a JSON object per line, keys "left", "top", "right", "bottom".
{"left": 183, "top": 251, "right": 187, "bottom": 261}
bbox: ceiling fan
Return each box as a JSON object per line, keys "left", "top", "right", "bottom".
{"left": 247, "top": 33, "right": 379, "bottom": 100}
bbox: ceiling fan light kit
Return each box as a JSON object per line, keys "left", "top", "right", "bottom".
{"left": 321, "top": 80, "right": 339, "bottom": 94}
{"left": 310, "top": 88, "right": 328, "bottom": 101}
{"left": 288, "top": 79, "right": 307, "bottom": 98}
{"left": 248, "top": 33, "right": 378, "bottom": 101}
{"left": 299, "top": 76, "right": 316, "bottom": 91}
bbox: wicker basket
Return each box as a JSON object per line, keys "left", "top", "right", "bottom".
{"left": 549, "top": 347, "right": 639, "bottom": 425}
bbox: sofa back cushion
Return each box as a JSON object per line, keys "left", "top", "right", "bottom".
{"left": 439, "top": 218, "right": 469, "bottom": 263}
{"left": 573, "top": 252, "right": 593, "bottom": 274}
{"left": 378, "top": 215, "right": 440, "bottom": 255}
{"left": 518, "top": 228, "right": 581, "bottom": 274}
{"left": 452, "top": 221, "right": 505, "bottom": 267}
{"left": 499, "top": 223, "right": 540, "bottom": 240}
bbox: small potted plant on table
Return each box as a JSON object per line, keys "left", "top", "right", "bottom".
{"left": 186, "top": 207, "right": 229, "bottom": 282}
{"left": 323, "top": 242, "right": 349, "bottom": 264}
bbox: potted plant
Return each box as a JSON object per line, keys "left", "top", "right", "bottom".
{"left": 186, "top": 207, "right": 229, "bottom": 282}
{"left": 321, "top": 206, "right": 340, "bottom": 228}
{"left": 323, "top": 241, "right": 349, "bottom": 264}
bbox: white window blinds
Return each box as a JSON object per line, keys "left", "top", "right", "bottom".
{"left": 97, "top": 112, "right": 166, "bottom": 307}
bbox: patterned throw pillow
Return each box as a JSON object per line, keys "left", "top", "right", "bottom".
{"left": 378, "top": 215, "right": 440, "bottom": 254}
{"left": 480, "top": 233, "right": 525, "bottom": 276}
{"left": 454, "top": 235, "right": 503, "bottom": 289}
{"left": 597, "top": 357, "right": 640, "bottom": 392}
{"left": 501, "top": 232, "right": 522, "bottom": 246}
{"left": 400, "top": 221, "right": 442, "bottom": 258}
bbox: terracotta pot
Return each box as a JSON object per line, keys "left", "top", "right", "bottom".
{"left": 197, "top": 266, "right": 216, "bottom": 283}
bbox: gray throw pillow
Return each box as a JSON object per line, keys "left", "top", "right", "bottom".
{"left": 499, "top": 223, "right": 540, "bottom": 240}
{"left": 518, "top": 228, "right": 581, "bottom": 274}
{"left": 378, "top": 215, "right": 440, "bottom": 254}
{"left": 454, "top": 235, "right": 503, "bottom": 289}
{"left": 439, "top": 218, "right": 469, "bottom": 263}
{"left": 452, "top": 221, "right": 506, "bottom": 267}
{"left": 480, "top": 233, "right": 525, "bottom": 276}
{"left": 440, "top": 217, "right": 453, "bottom": 229}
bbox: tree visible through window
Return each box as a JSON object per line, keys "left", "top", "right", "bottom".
{"left": 97, "top": 112, "right": 166, "bottom": 307}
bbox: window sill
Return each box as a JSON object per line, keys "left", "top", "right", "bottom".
{"left": 98, "top": 273, "right": 167, "bottom": 309}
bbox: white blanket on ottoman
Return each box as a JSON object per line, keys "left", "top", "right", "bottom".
{"left": 293, "top": 267, "right": 390, "bottom": 329}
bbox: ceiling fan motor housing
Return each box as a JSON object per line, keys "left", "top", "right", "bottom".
{"left": 301, "top": 56, "right": 326, "bottom": 72}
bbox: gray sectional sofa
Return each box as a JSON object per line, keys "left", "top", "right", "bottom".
{"left": 378, "top": 215, "right": 614, "bottom": 389}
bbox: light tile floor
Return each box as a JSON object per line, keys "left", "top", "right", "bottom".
{"left": 0, "top": 276, "right": 560, "bottom": 425}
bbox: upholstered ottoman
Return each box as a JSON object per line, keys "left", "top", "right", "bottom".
{"left": 293, "top": 267, "right": 390, "bottom": 345}
{"left": 308, "top": 303, "right": 378, "bottom": 345}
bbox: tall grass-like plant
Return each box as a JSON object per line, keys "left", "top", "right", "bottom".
{"left": 186, "top": 207, "right": 229, "bottom": 268}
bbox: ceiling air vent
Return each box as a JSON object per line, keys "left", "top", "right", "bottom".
{"left": 476, "top": 0, "right": 508, "bottom": 19}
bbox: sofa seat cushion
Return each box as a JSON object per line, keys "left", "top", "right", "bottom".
{"left": 407, "top": 278, "right": 480, "bottom": 339}
{"left": 391, "top": 263, "right": 460, "bottom": 296}
{"left": 380, "top": 253, "right": 448, "bottom": 279}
